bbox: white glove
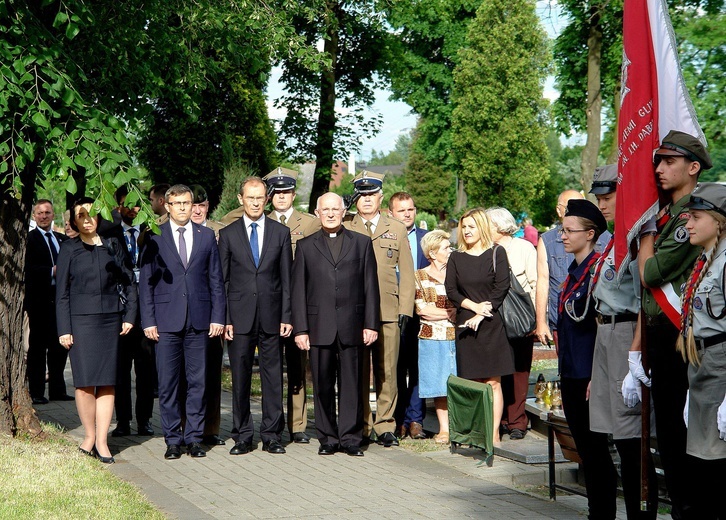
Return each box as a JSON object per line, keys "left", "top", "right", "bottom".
{"left": 628, "top": 351, "right": 651, "bottom": 387}
{"left": 621, "top": 372, "right": 641, "bottom": 408}
{"left": 683, "top": 390, "right": 689, "bottom": 427}
{"left": 718, "top": 394, "right": 726, "bottom": 441}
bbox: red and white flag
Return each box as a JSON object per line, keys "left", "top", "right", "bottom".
{"left": 615, "top": 0, "right": 706, "bottom": 325}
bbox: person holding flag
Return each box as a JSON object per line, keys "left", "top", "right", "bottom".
{"left": 588, "top": 164, "right": 658, "bottom": 519}
{"left": 677, "top": 183, "right": 726, "bottom": 520}
{"left": 637, "top": 131, "right": 712, "bottom": 518}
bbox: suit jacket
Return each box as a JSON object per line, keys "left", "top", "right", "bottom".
{"left": 292, "top": 228, "right": 380, "bottom": 346}
{"left": 267, "top": 209, "right": 321, "bottom": 258}
{"left": 343, "top": 213, "right": 415, "bottom": 321}
{"left": 217, "top": 216, "right": 292, "bottom": 335}
{"left": 55, "top": 237, "right": 138, "bottom": 335}
{"left": 24, "top": 227, "right": 68, "bottom": 313}
{"left": 413, "top": 227, "right": 430, "bottom": 270}
{"left": 138, "top": 221, "right": 226, "bottom": 332}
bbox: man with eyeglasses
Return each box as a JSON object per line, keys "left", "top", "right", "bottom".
{"left": 218, "top": 177, "right": 293, "bottom": 456}
{"left": 535, "top": 190, "right": 611, "bottom": 351}
{"left": 139, "top": 184, "right": 226, "bottom": 460}
{"left": 292, "top": 192, "right": 380, "bottom": 456}
{"left": 637, "top": 130, "right": 712, "bottom": 519}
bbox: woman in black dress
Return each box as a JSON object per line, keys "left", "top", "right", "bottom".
{"left": 446, "top": 208, "right": 514, "bottom": 445}
{"left": 56, "top": 197, "right": 137, "bottom": 463}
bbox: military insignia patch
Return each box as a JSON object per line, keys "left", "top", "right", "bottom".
{"left": 387, "top": 249, "right": 393, "bottom": 258}
{"left": 673, "top": 226, "right": 689, "bottom": 243}
{"left": 380, "top": 232, "right": 398, "bottom": 240}
{"left": 694, "top": 296, "right": 703, "bottom": 311}
{"left": 678, "top": 212, "right": 691, "bottom": 220}
{"left": 604, "top": 268, "right": 615, "bottom": 281}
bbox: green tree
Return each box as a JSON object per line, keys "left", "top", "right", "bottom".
{"left": 275, "top": 0, "right": 391, "bottom": 211}
{"left": 368, "top": 131, "right": 413, "bottom": 166}
{"left": 404, "top": 129, "right": 456, "bottom": 219}
{"left": 451, "top": 0, "right": 551, "bottom": 213}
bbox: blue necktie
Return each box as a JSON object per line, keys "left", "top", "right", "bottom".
{"left": 250, "top": 222, "right": 259, "bottom": 267}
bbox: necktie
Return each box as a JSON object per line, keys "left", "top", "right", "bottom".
{"left": 127, "top": 228, "right": 138, "bottom": 266}
{"left": 250, "top": 222, "right": 260, "bottom": 267}
{"left": 178, "top": 227, "right": 188, "bottom": 269}
{"left": 280, "top": 214, "right": 287, "bottom": 226}
{"left": 45, "top": 232, "right": 58, "bottom": 265}
{"left": 365, "top": 221, "right": 373, "bottom": 236}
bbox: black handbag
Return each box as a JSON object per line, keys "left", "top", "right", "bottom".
{"left": 493, "top": 245, "right": 536, "bottom": 339}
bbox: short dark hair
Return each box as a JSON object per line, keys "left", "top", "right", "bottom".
{"left": 114, "top": 185, "right": 129, "bottom": 205}
{"left": 150, "top": 183, "right": 171, "bottom": 198}
{"left": 165, "top": 184, "right": 192, "bottom": 200}
{"left": 387, "top": 191, "right": 414, "bottom": 211}
{"left": 69, "top": 196, "right": 97, "bottom": 232}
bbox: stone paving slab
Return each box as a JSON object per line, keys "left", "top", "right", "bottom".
{"left": 34, "top": 366, "right": 669, "bottom": 519}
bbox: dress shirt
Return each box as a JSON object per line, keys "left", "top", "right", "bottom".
{"left": 169, "top": 220, "right": 193, "bottom": 265}
{"left": 274, "top": 209, "right": 294, "bottom": 224}
{"left": 361, "top": 212, "right": 381, "bottom": 235}
{"left": 242, "top": 214, "right": 265, "bottom": 259}
{"left": 407, "top": 227, "right": 418, "bottom": 268}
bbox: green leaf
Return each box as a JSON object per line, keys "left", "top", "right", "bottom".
{"left": 100, "top": 206, "right": 113, "bottom": 221}
{"left": 65, "top": 23, "right": 80, "bottom": 40}
{"left": 31, "top": 111, "right": 51, "bottom": 129}
{"left": 65, "top": 175, "right": 78, "bottom": 194}
{"left": 53, "top": 12, "right": 68, "bottom": 29}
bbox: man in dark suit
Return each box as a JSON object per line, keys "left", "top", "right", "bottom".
{"left": 218, "top": 177, "right": 293, "bottom": 456}
{"left": 139, "top": 184, "right": 226, "bottom": 460}
{"left": 292, "top": 192, "right": 380, "bottom": 457}
{"left": 388, "top": 192, "right": 430, "bottom": 440}
{"left": 24, "top": 199, "right": 72, "bottom": 404}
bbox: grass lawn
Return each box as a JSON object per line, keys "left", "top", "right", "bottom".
{"left": 0, "top": 424, "right": 164, "bottom": 520}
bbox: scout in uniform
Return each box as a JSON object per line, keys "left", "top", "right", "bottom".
{"left": 343, "top": 171, "right": 415, "bottom": 447}
{"left": 588, "top": 165, "right": 658, "bottom": 519}
{"left": 262, "top": 167, "right": 321, "bottom": 444}
{"left": 678, "top": 183, "right": 726, "bottom": 520}
{"left": 638, "top": 130, "right": 712, "bottom": 519}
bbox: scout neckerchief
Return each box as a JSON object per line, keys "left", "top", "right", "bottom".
{"left": 590, "top": 236, "right": 615, "bottom": 289}
{"left": 559, "top": 251, "right": 601, "bottom": 321}
{"left": 680, "top": 254, "right": 707, "bottom": 335}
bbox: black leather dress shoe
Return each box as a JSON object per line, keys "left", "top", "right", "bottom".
{"left": 31, "top": 396, "right": 49, "bottom": 405}
{"left": 318, "top": 444, "right": 338, "bottom": 455}
{"left": 50, "top": 394, "right": 75, "bottom": 401}
{"left": 188, "top": 442, "right": 206, "bottom": 458}
{"left": 203, "top": 434, "right": 226, "bottom": 446}
{"left": 137, "top": 422, "right": 154, "bottom": 436}
{"left": 229, "top": 441, "right": 252, "bottom": 455}
{"left": 164, "top": 444, "right": 182, "bottom": 460}
{"left": 376, "top": 432, "right": 399, "bottom": 447}
{"left": 292, "top": 432, "right": 310, "bottom": 444}
{"left": 262, "top": 440, "right": 286, "bottom": 454}
{"left": 112, "top": 422, "right": 131, "bottom": 437}
{"left": 342, "top": 445, "right": 364, "bottom": 457}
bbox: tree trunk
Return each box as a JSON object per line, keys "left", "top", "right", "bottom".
{"left": 607, "top": 80, "right": 621, "bottom": 164}
{"left": 0, "top": 165, "right": 43, "bottom": 436}
{"left": 309, "top": 2, "right": 341, "bottom": 212}
{"left": 454, "top": 176, "right": 467, "bottom": 214}
{"left": 581, "top": 4, "right": 603, "bottom": 198}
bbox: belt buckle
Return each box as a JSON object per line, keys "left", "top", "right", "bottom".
{"left": 596, "top": 314, "right": 604, "bottom": 325}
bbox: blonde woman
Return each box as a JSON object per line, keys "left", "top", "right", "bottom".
{"left": 678, "top": 183, "right": 726, "bottom": 519}
{"left": 415, "top": 230, "right": 457, "bottom": 444}
{"left": 485, "top": 207, "right": 536, "bottom": 441}
{"left": 445, "top": 208, "right": 514, "bottom": 445}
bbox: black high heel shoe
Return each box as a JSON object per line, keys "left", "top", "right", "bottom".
{"left": 94, "top": 446, "right": 115, "bottom": 464}
{"left": 78, "top": 446, "right": 97, "bottom": 458}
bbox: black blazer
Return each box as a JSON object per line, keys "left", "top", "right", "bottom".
{"left": 24, "top": 228, "right": 68, "bottom": 312}
{"left": 218, "top": 216, "right": 292, "bottom": 335}
{"left": 55, "top": 237, "right": 138, "bottom": 336}
{"left": 291, "top": 228, "right": 380, "bottom": 346}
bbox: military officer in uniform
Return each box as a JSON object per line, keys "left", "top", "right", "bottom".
{"left": 343, "top": 171, "right": 415, "bottom": 447}
{"left": 638, "top": 130, "right": 712, "bottom": 519}
{"left": 262, "top": 168, "right": 321, "bottom": 444}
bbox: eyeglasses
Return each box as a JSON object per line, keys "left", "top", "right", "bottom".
{"left": 167, "top": 201, "right": 192, "bottom": 209}
{"left": 559, "top": 228, "right": 589, "bottom": 236}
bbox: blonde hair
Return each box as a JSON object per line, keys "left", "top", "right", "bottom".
{"left": 420, "top": 229, "right": 451, "bottom": 260}
{"left": 457, "top": 208, "right": 493, "bottom": 251}
{"left": 676, "top": 210, "right": 726, "bottom": 365}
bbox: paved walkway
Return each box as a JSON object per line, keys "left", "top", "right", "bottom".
{"left": 36, "top": 368, "right": 668, "bottom": 519}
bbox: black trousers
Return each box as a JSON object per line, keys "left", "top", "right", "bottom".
{"left": 613, "top": 437, "right": 658, "bottom": 520}
{"left": 395, "top": 316, "right": 425, "bottom": 427}
{"left": 115, "top": 327, "right": 155, "bottom": 425}
{"left": 26, "top": 305, "right": 68, "bottom": 399}
{"left": 646, "top": 321, "right": 692, "bottom": 519}
{"left": 309, "top": 338, "right": 364, "bottom": 447}
{"left": 685, "top": 455, "right": 726, "bottom": 519}
{"left": 561, "top": 377, "right": 618, "bottom": 520}
{"left": 228, "top": 314, "right": 284, "bottom": 444}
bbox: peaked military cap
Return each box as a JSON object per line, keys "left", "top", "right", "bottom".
{"left": 684, "top": 182, "right": 726, "bottom": 218}
{"left": 589, "top": 164, "right": 618, "bottom": 195}
{"left": 262, "top": 167, "right": 298, "bottom": 192}
{"left": 352, "top": 170, "right": 384, "bottom": 194}
{"left": 655, "top": 130, "right": 713, "bottom": 170}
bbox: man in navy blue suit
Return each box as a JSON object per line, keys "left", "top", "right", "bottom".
{"left": 388, "top": 192, "right": 430, "bottom": 440}
{"left": 139, "top": 184, "right": 226, "bottom": 460}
